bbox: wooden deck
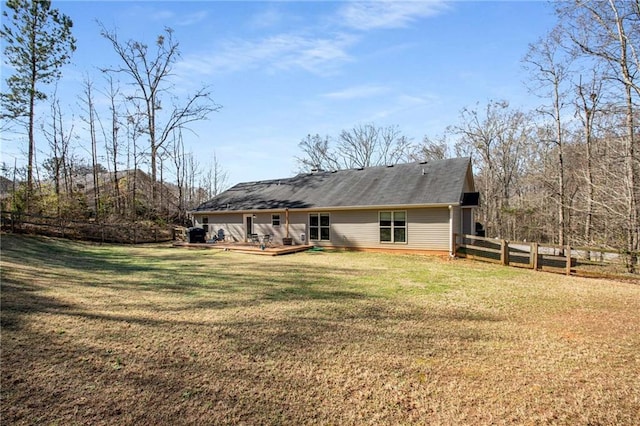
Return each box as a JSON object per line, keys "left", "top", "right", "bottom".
{"left": 172, "top": 241, "right": 313, "bottom": 256}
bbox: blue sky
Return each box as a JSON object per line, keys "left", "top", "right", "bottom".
{"left": 1, "top": 0, "right": 558, "bottom": 186}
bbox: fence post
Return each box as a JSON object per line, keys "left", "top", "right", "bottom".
{"left": 530, "top": 242, "right": 538, "bottom": 271}
{"left": 566, "top": 245, "right": 572, "bottom": 276}
{"left": 501, "top": 240, "right": 509, "bottom": 266}
{"left": 453, "top": 233, "right": 458, "bottom": 256}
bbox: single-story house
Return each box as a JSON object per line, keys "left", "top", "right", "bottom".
{"left": 190, "top": 157, "right": 479, "bottom": 255}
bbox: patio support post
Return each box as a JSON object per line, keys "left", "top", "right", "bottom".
{"left": 448, "top": 205, "right": 453, "bottom": 257}
{"left": 285, "top": 208, "right": 289, "bottom": 238}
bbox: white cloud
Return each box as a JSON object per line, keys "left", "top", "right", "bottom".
{"left": 176, "top": 11, "right": 209, "bottom": 27}
{"left": 368, "top": 93, "right": 434, "bottom": 120}
{"left": 247, "top": 6, "right": 286, "bottom": 30}
{"left": 173, "top": 1, "right": 449, "bottom": 80}
{"left": 176, "top": 32, "right": 357, "bottom": 77}
{"left": 322, "top": 84, "right": 391, "bottom": 100}
{"left": 338, "top": 0, "right": 450, "bottom": 31}
{"left": 150, "top": 9, "right": 175, "bottom": 22}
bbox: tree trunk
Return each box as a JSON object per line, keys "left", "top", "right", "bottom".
{"left": 624, "top": 85, "right": 638, "bottom": 272}
{"left": 27, "top": 11, "right": 37, "bottom": 212}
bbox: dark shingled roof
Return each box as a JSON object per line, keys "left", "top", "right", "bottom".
{"left": 192, "top": 157, "right": 473, "bottom": 212}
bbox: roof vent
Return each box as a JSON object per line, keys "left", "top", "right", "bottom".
{"left": 386, "top": 164, "right": 394, "bottom": 168}
{"left": 419, "top": 161, "right": 428, "bottom": 165}
{"left": 357, "top": 167, "right": 364, "bottom": 171}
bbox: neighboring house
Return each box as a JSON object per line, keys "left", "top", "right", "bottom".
{"left": 191, "top": 157, "right": 479, "bottom": 255}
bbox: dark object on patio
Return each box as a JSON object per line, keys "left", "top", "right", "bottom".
{"left": 282, "top": 237, "right": 293, "bottom": 246}
{"left": 208, "top": 228, "right": 226, "bottom": 243}
{"left": 187, "top": 227, "right": 206, "bottom": 243}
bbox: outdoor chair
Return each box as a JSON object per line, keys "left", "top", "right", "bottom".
{"left": 262, "top": 234, "right": 272, "bottom": 246}
{"left": 250, "top": 234, "right": 260, "bottom": 245}
{"left": 208, "top": 229, "right": 226, "bottom": 243}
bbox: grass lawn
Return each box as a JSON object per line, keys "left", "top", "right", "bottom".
{"left": 1, "top": 233, "right": 639, "bottom": 425}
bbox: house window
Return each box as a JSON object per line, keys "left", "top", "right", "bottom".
{"left": 380, "top": 211, "right": 406, "bottom": 243}
{"left": 309, "top": 213, "right": 330, "bottom": 241}
{"left": 202, "top": 217, "right": 209, "bottom": 233}
{"left": 272, "top": 214, "right": 281, "bottom": 227}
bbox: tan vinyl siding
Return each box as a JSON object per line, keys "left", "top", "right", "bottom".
{"left": 194, "top": 213, "right": 243, "bottom": 242}
{"left": 196, "top": 206, "right": 451, "bottom": 250}
{"left": 407, "top": 207, "right": 450, "bottom": 251}
{"left": 451, "top": 205, "right": 460, "bottom": 236}
{"left": 288, "top": 212, "right": 308, "bottom": 245}
{"left": 324, "top": 210, "right": 379, "bottom": 248}
{"left": 309, "top": 207, "right": 450, "bottom": 251}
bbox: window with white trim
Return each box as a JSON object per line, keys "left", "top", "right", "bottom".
{"left": 379, "top": 211, "right": 406, "bottom": 243}
{"left": 309, "top": 213, "right": 330, "bottom": 241}
{"left": 272, "top": 214, "right": 281, "bottom": 227}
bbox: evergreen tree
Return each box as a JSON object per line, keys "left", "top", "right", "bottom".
{"left": 1, "top": 0, "right": 76, "bottom": 209}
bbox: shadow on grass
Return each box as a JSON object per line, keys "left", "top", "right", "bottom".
{"left": 1, "top": 234, "right": 373, "bottom": 328}
{"left": 1, "top": 234, "right": 515, "bottom": 425}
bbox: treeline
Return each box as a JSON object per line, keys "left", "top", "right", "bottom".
{"left": 1, "top": 1, "right": 226, "bottom": 225}
{"left": 457, "top": 1, "right": 639, "bottom": 266}
{"left": 296, "top": 2, "right": 640, "bottom": 272}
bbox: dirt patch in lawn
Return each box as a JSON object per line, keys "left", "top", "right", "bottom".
{"left": 2, "top": 234, "right": 639, "bottom": 425}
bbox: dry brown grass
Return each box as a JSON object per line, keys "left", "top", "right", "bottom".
{"left": 1, "top": 233, "right": 639, "bottom": 425}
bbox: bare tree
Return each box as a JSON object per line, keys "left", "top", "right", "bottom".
{"left": 125, "top": 109, "right": 146, "bottom": 221}
{"left": 78, "top": 78, "right": 101, "bottom": 219}
{"left": 412, "top": 134, "right": 452, "bottom": 161}
{"left": 202, "top": 151, "right": 228, "bottom": 199}
{"left": 99, "top": 24, "right": 221, "bottom": 203}
{"left": 559, "top": 0, "right": 640, "bottom": 271}
{"left": 102, "top": 74, "right": 123, "bottom": 215}
{"left": 172, "top": 130, "right": 188, "bottom": 224}
{"left": 297, "top": 124, "right": 413, "bottom": 172}
{"left": 524, "top": 26, "right": 574, "bottom": 247}
{"left": 41, "top": 89, "right": 74, "bottom": 216}
{"left": 454, "top": 101, "right": 534, "bottom": 239}
{"left": 296, "top": 134, "right": 339, "bottom": 171}
{"left": 575, "top": 70, "right": 604, "bottom": 246}
{"left": 338, "top": 123, "right": 412, "bottom": 168}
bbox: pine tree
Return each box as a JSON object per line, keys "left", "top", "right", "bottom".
{"left": 1, "top": 0, "right": 76, "bottom": 210}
